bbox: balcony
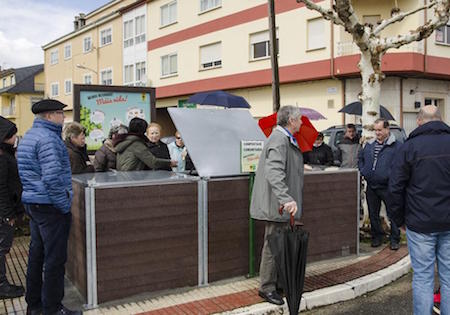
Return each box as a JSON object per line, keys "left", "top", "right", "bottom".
{"left": 336, "top": 40, "right": 424, "bottom": 57}
{"left": 34, "top": 83, "right": 45, "bottom": 92}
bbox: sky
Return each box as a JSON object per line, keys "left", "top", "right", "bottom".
{"left": 0, "top": 0, "right": 111, "bottom": 69}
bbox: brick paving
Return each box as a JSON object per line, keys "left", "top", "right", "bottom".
{"left": 2, "top": 237, "right": 408, "bottom": 315}
{"left": 135, "top": 245, "right": 408, "bottom": 315}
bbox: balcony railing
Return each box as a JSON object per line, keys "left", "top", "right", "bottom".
{"left": 336, "top": 40, "right": 424, "bottom": 57}
{"left": 34, "top": 83, "right": 45, "bottom": 92}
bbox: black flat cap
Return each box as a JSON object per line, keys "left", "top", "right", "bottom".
{"left": 32, "top": 99, "right": 67, "bottom": 114}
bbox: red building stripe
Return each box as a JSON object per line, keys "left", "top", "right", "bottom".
{"left": 147, "top": 0, "right": 319, "bottom": 51}
{"left": 155, "top": 52, "right": 450, "bottom": 100}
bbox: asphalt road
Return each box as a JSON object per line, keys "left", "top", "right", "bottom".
{"left": 302, "top": 272, "right": 414, "bottom": 314}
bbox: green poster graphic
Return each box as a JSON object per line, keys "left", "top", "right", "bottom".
{"left": 80, "top": 91, "right": 151, "bottom": 151}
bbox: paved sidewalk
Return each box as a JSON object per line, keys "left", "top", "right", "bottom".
{"left": 3, "top": 237, "right": 409, "bottom": 315}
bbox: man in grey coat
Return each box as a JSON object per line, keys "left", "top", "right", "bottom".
{"left": 250, "top": 105, "right": 304, "bottom": 306}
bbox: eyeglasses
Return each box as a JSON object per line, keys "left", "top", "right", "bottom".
{"left": 176, "top": 137, "right": 182, "bottom": 140}
{"left": 52, "top": 110, "right": 65, "bottom": 115}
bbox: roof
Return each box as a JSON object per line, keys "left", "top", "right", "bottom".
{"left": 0, "top": 64, "right": 44, "bottom": 94}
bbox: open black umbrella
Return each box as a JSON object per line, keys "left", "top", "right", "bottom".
{"left": 268, "top": 209, "right": 309, "bottom": 315}
{"left": 187, "top": 90, "right": 251, "bottom": 108}
{"left": 339, "top": 101, "right": 395, "bottom": 120}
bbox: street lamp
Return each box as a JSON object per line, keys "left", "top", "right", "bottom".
{"left": 76, "top": 64, "right": 97, "bottom": 74}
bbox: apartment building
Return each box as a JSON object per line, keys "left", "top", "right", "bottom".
{"left": 147, "top": 0, "right": 450, "bottom": 133}
{"left": 42, "top": 0, "right": 147, "bottom": 121}
{"left": 0, "top": 64, "right": 44, "bottom": 135}
{"left": 42, "top": 0, "right": 450, "bottom": 134}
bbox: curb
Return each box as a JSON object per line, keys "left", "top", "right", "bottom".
{"left": 217, "top": 255, "right": 411, "bottom": 314}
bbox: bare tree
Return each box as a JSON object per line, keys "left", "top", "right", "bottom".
{"left": 297, "top": 0, "right": 450, "bottom": 138}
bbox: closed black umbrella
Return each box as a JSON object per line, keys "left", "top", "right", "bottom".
{"left": 339, "top": 101, "right": 395, "bottom": 121}
{"left": 268, "top": 210, "right": 309, "bottom": 315}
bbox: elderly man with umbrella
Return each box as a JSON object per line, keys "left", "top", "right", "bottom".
{"left": 250, "top": 105, "right": 304, "bottom": 306}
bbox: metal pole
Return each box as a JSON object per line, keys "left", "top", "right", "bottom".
{"left": 248, "top": 173, "right": 256, "bottom": 277}
{"left": 268, "top": 0, "right": 280, "bottom": 112}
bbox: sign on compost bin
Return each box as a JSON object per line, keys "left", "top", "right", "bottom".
{"left": 240, "top": 140, "right": 264, "bottom": 172}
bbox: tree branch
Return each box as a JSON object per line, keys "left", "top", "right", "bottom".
{"left": 376, "top": 0, "right": 450, "bottom": 51}
{"left": 296, "top": 0, "right": 345, "bottom": 26}
{"left": 373, "top": 1, "right": 437, "bottom": 35}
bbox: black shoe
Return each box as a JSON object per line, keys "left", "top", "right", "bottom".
{"left": 371, "top": 239, "right": 382, "bottom": 248}
{"left": 26, "top": 307, "right": 43, "bottom": 315}
{"left": 51, "top": 306, "right": 82, "bottom": 315}
{"left": 0, "top": 282, "right": 24, "bottom": 299}
{"left": 390, "top": 242, "right": 400, "bottom": 250}
{"left": 258, "top": 290, "right": 284, "bottom": 305}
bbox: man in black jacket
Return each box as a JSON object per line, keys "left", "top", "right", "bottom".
{"left": 0, "top": 116, "right": 24, "bottom": 299}
{"left": 389, "top": 105, "right": 450, "bottom": 315}
{"left": 303, "top": 132, "right": 333, "bottom": 166}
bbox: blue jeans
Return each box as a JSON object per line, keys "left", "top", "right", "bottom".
{"left": 24, "top": 204, "right": 72, "bottom": 315}
{"left": 366, "top": 186, "right": 400, "bottom": 244}
{"left": 406, "top": 228, "right": 450, "bottom": 315}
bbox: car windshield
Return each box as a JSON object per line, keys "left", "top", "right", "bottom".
{"left": 390, "top": 129, "right": 405, "bottom": 143}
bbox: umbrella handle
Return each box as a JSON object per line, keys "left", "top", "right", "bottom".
{"left": 278, "top": 206, "right": 295, "bottom": 228}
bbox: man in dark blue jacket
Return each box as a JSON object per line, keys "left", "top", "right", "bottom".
{"left": 17, "top": 100, "right": 81, "bottom": 315}
{"left": 389, "top": 105, "right": 450, "bottom": 315}
{"left": 358, "top": 118, "right": 401, "bottom": 249}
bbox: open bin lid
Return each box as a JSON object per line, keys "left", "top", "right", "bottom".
{"left": 168, "top": 108, "right": 266, "bottom": 178}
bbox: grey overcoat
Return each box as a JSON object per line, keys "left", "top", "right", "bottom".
{"left": 250, "top": 126, "right": 304, "bottom": 222}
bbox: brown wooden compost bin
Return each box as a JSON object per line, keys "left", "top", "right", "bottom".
{"left": 66, "top": 169, "right": 358, "bottom": 306}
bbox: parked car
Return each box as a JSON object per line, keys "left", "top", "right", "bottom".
{"left": 321, "top": 124, "right": 407, "bottom": 165}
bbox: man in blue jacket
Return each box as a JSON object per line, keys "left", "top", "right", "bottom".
{"left": 389, "top": 105, "right": 450, "bottom": 315}
{"left": 358, "top": 118, "right": 401, "bottom": 250}
{"left": 17, "top": 100, "right": 81, "bottom": 315}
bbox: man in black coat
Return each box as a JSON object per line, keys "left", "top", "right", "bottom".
{"left": 303, "top": 132, "right": 333, "bottom": 166}
{"left": 0, "top": 116, "right": 24, "bottom": 298}
{"left": 389, "top": 105, "right": 450, "bottom": 314}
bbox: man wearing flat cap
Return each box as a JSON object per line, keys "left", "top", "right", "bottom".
{"left": 17, "top": 100, "right": 81, "bottom": 315}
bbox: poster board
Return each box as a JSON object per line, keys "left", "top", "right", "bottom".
{"left": 74, "top": 85, "right": 155, "bottom": 151}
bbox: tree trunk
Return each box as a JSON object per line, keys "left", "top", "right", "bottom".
{"left": 358, "top": 50, "right": 383, "bottom": 139}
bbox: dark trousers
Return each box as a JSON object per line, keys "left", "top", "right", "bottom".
{"left": 24, "top": 204, "right": 72, "bottom": 315}
{"left": 366, "top": 186, "right": 400, "bottom": 244}
{"left": 0, "top": 223, "right": 14, "bottom": 284}
{"left": 259, "top": 221, "right": 289, "bottom": 293}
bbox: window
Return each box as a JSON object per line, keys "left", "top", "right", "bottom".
{"left": 100, "top": 27, "right": 112, "bottom": 46}
{"left": 161, "top": 53, "right": 177, "bottom": 77}
{"left": 124, "top": 20, "right": 134, "bottom": 48}
{"left": 307, "top": 18, "right": 325, "bottom": 50}
{"left": 436, "top": 24, "right": 450, "bottom": 45}
{"left": 200, "top": 0, "right": 221, "bottom": 12}
{"left": 161, "top": 1, "right": 177, "bottom": 27}
{"left": 83, "top": 74, "right": 92, "bottom": 84}
{"left": 124, "top": 64, "right": 134, "bottom": 85}
{"left": 135, "top": 61, "right": 146, "bottom": 84}
{"left": 51, "top": 82, "right": 59, "bottom": 97}
{"left": 83, "top": 36, "right": 92, "bottom": 53}
{"left": 100, "top": 69, "right": 112, "bottom": 85}
{"left": 200, "top": 42, "right": 221, "bottom": 69}
{"left": 135, "top": 15, "right": 146, "bottom": 44}
{"left": 10, "top": 75, "right": 15, "bottom": 85}
{"left": 2, "top": 78, "right": 6, "bottom": 87}
{"left": 250, "top": 30, "right": 278, "bottom": 60}
{"left": 64, "top": 44, "right": 72, "bottom": 59}
{"left": 9, "top": 97, "right": 15, "bottom": 115}
{"left": 64, "top": 79, "right": 72, "bottom": 95}
{"left": 50, "top": 49, "right": 58, "bottom": 65}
